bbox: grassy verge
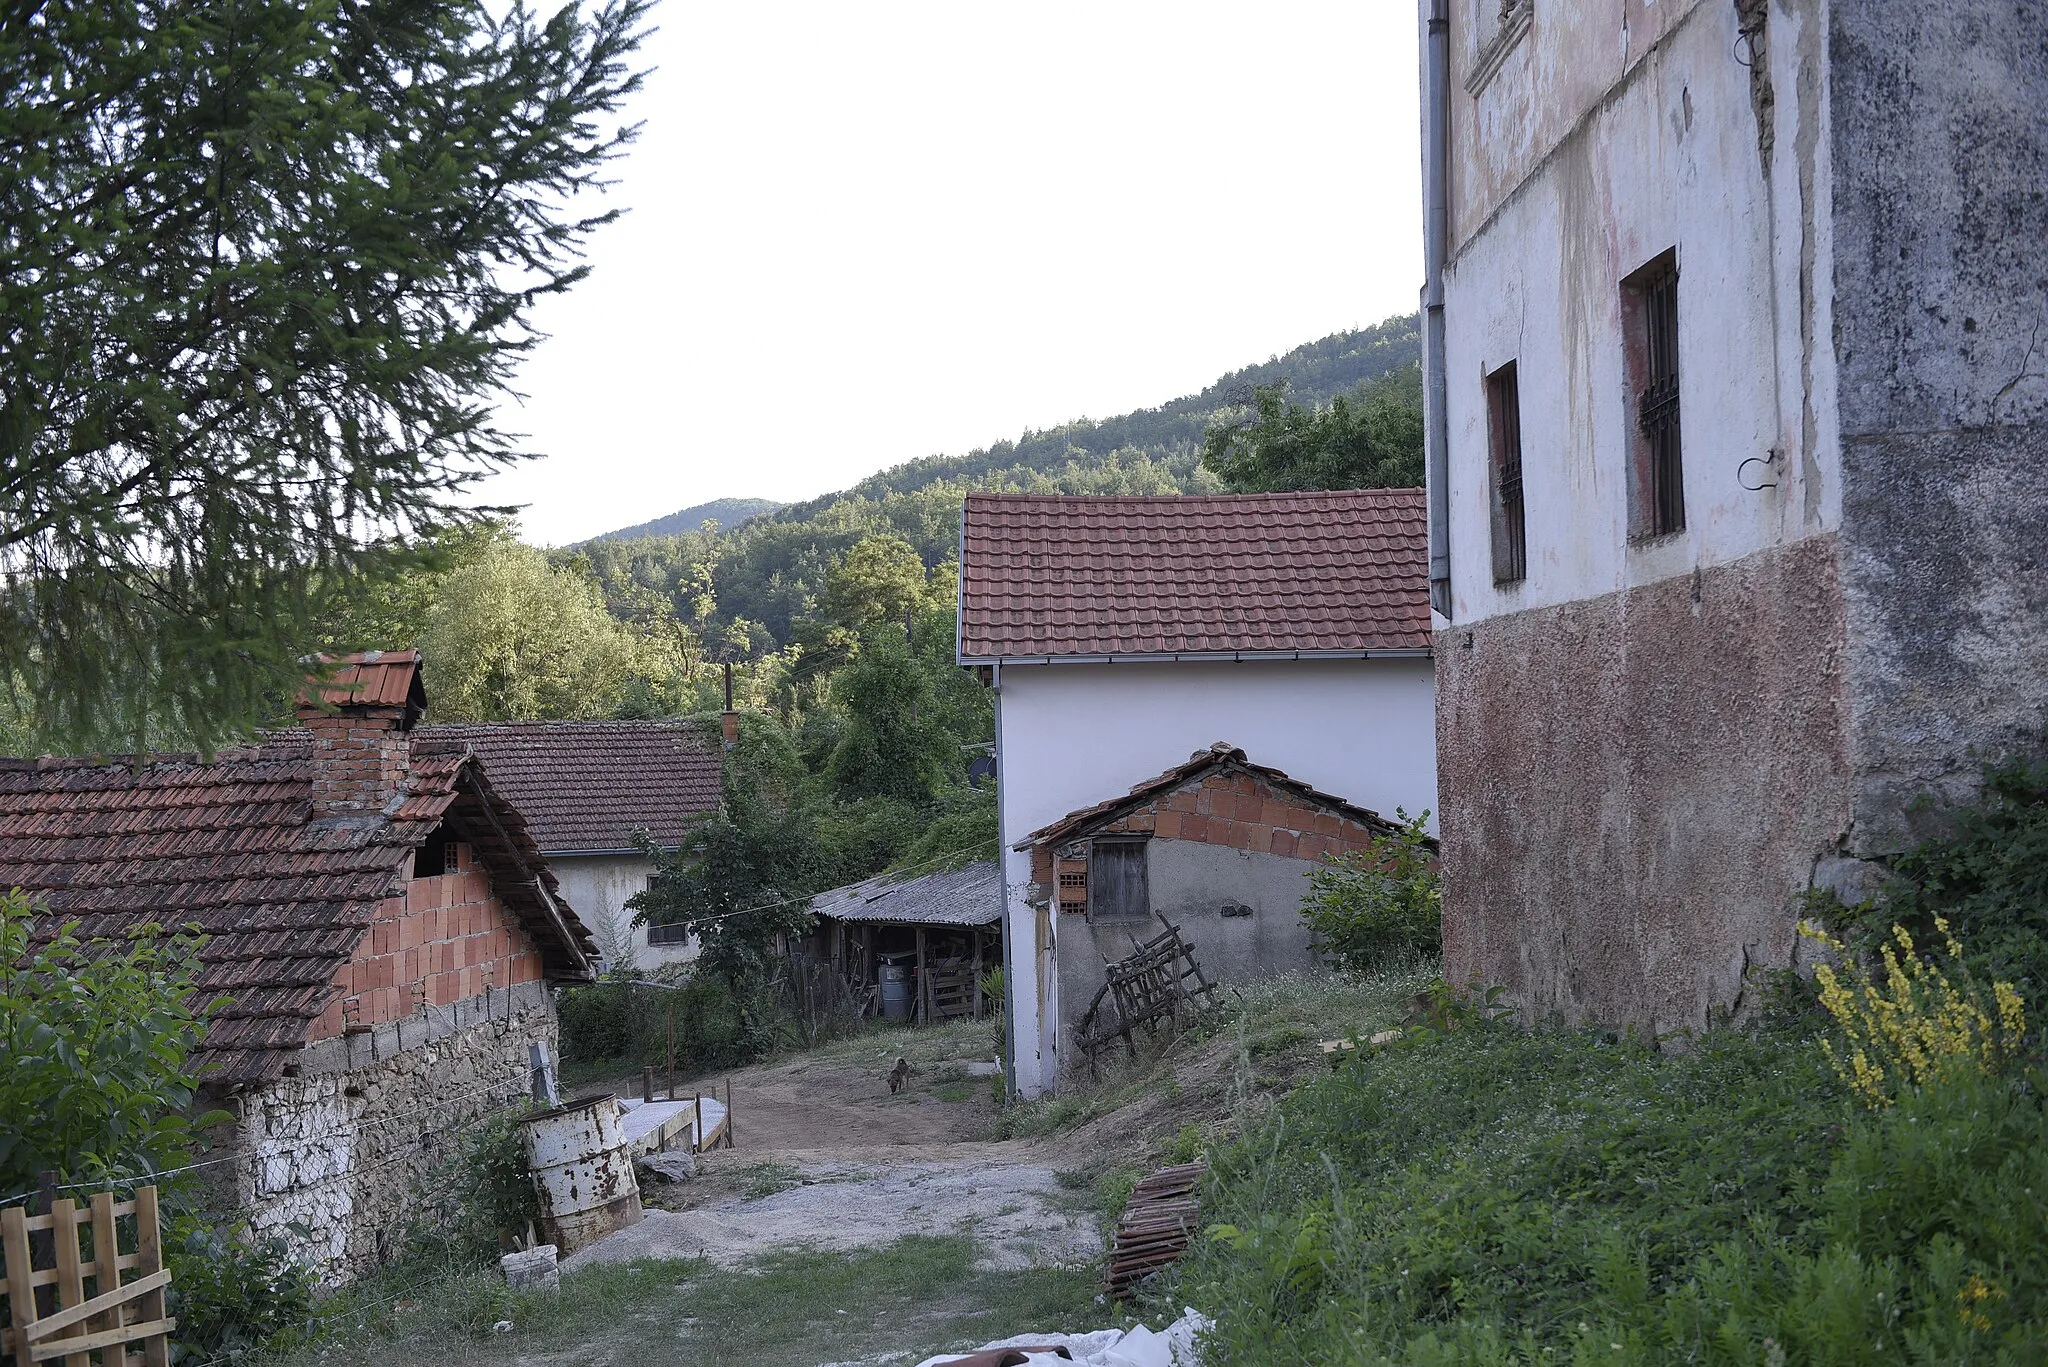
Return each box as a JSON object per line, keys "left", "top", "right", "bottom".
{"left": 259, "top": 1235, "right": 1102, "bottom": 1367}
{"left": 1166, "top": 1008, "right": 2048, "bottom": 1364}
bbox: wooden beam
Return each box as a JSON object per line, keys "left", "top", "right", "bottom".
{"left": 915, "top": 927, "right": 928, "bottom": 1026}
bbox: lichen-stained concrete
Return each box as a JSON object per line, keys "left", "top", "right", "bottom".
{"left": 1830, "top": 0, "right": 2048, "bottom": 854}
{"left": 1428, "top": 0, "right": 2048, "bottom": 1036}
{"left": 1437, "top": 535, "right": 1854, "bottom": 1035}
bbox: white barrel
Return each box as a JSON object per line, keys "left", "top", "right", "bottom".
{"left": 520, "top": 1093, "right": 643, "bottom": 1255}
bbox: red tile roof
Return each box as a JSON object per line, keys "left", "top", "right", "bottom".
{"left": 413, "top": 721, "right": 722, "bottom": 854}
{"left": 303, "top": 649, "right": 428, "bottom": 715}
{"left": 958, "top": 490, "right": 1431, "bottom": 660}
{"left": 1017, "top": 742, "right": 1403, "bottom": 849}
{"left": 0, "top": 734, "right": 596, "bottom": 1086}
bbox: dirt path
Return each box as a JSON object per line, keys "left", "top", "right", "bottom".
{"left": 568, "top": 1022, "right": 1103, "bottom": 1274}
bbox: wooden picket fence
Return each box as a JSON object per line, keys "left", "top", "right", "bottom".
{"left": 0, "top": 1186, "right": 173, "bottom": 1367}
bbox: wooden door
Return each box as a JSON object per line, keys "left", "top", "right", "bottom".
{"left": 1088, "top": 840, "right": 1150, "bottom": 922}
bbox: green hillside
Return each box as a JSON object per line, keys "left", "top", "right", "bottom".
{"left": 575, "top": 314, "right": 1421, "bottom": 649}
{"left": 586, "top": 497, "right": 783, "bottom": 544}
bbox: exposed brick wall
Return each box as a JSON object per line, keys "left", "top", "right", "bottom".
{"left": 309, "top": 841, "right": 549, "bottom": 1038}
{"left": 298, "top": 705, "right": 412, "bottom": 820}
{"left": 1034, "top": 768, "right": 1390, "bottom": 908}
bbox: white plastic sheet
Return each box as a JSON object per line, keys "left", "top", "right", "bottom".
{"left": 913, "top": 1308, "right": 1211, "bottom": 1367}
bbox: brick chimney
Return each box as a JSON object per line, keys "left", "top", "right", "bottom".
{"left": 296, "top": 649, "right": 427, "bottom": 823}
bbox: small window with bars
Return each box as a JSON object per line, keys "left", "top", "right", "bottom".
{"left": 1486, "top": 360, "right": 1527, "bottom": 583}
{"left": 1624, "top": 250, "right": 1684, "bottom": 538}
{"left": 647, "top": 923, "right": 691, "bottom": 946}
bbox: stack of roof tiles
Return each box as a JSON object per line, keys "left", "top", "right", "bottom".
{"left": 415, "top": 721, "right": 722, "bottom": 854}
{"left": 958, "top": 489, "right": 1430, "bottom": 660}
{"left": 0, "top": 734, "right": 595, "bottom": 1086}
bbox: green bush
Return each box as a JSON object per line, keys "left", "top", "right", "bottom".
{"left": 165, "top": 1219, "right": 317, "bottom": 1364}
{"left": 0, "top": 891, "right": 228, "bottom": 1191}
{"left": 556, "top": 969, "right": 767, "bottom": 1074}
{"left": 1298, "top": 809, "right": 1440, "bottom": 970}
{"left": 399, "top": 1104, "right": 546, "bottom": 1265}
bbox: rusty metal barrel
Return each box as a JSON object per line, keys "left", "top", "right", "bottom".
{"left": 520, "top": 1092, "right": 643, "bottom": 1255}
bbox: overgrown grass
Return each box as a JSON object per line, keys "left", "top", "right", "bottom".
{"left": 1171, "top": 1014, "right": 2048, "bottom": 1364}
{"left": 258, "top": 1236, "right": 1102, "bottom": 1367}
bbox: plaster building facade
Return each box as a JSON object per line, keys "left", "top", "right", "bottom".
{"left": 959, "top": 491, "right": 1437, "bottom": 1097}
{"left": 416, "top": 720, "right": 724, "bottom": 970}
{"left": 1016, "top": 744, "right": 1405, "bottom": 1049}
{"left": 1418, "top": 0, "right": 2048, "bottom": 1032}
{"left": 0, "top": 652, "right": 599, "bottom": 1282}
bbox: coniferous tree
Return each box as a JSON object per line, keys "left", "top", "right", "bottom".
{"left": 0, "top": 0, "right": 652, "bottom": 751}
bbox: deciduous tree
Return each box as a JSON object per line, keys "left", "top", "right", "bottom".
{"left": 1201, "top": 365, "right": 1425, "bottom": 493}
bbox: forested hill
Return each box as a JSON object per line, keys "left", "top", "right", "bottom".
{"left": 777, "top": 315, "right": 1420, "bottom": 520}
{"left": 574, "top": 313, "right": 1420, "bottom": 650}
{"left": 587, "top": 497, "right": 784, "bottom": 544}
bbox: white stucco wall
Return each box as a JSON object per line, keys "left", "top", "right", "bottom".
{"left": 995, "top": 657, "right": 1437, "bottom": 1096}
{"left": 1439, "top": 0, "right": 1839, "bottom": 625}
{"left": 549, "top": 853, "right": 697, "bottom": 970}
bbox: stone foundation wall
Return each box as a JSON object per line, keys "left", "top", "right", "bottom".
{"left": 231, "top": 980, "right": 556, "bottom": 1283}
{"left": 1437, "top": 535, "right": 1853, "bottom": 1035}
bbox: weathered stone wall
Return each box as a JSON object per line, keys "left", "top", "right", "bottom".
{"left": 232, "top": 981, "right": 556, "bottom": 1283}
{"left": 1831, "top": 0, "right": 2048, "bottom": 852}
{"left": 1437, "top": 535, "right": 1854, "bottom": 1035}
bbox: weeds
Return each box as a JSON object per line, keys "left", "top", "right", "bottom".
{"left": 1180, "top": 1003, "right": 2048, "bottom": 1364}
{"left": 259, "top": 1236, "right": 1101, "bottom": 1367}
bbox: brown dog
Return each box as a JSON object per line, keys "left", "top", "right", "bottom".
{"left": 887, "top": 1057, "right": 910, "bottom": 1094}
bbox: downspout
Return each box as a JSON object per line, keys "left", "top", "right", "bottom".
{"left": 1423, "top": 0, "right": 1454, "bottom": 619}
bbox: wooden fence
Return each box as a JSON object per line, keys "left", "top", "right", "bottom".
{"left": 0, "top": 1186, "right": 173, "bottom": 1367}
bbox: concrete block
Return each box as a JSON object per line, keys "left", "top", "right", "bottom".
{"left": 501, "top": 1245, "right": 560, "bottom": 1293}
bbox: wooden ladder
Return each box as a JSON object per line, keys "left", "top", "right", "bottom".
{"left": 1, "top": 1186, "right": 174, "bottom": 1367}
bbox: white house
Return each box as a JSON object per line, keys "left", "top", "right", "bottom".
{"left": 959, "top": 490, "right": 1437, "bottom": 1097}
{"left": 1418, "top": 0, "right": 2048, "bottom": 1033}
{"left": 416, "top": 720, "right": 724, "bottom": 969}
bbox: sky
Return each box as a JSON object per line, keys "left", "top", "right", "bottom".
{"left": 486, "top": 1, "right": 1424, "bottom": 547}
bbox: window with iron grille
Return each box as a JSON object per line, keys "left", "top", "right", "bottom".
{"left": 647, "top": 923, "right": 691, "bottom": 946}
{"left": 1486, "top": 360, "right": 1527, "bottom": 583}
{"left": 1624, "top": 250, "right": 1684, "bottom": 538}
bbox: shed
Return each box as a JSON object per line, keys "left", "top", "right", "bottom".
{"left": 807, "top": 861, "right": 1001, "bottom": 1024}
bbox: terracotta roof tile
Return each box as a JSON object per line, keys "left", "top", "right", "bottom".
{"left": 958, "top": 490, "right": 1430, "bottom": 659}
{"left": 0, "top": 733, "right": 596, "bottom": 1086}
{"left": 413, "top": 721, "right": 722, "bottom": 854}
{"left": 302, "top": 649, "right": 427, "bottom": 712}
{"left": 1017, "top": 742, "right": 1408, "bottom": 850}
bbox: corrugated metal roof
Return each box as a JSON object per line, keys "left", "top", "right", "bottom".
{"left": 809, "top": 860, "right": 1002, "bottom": 927}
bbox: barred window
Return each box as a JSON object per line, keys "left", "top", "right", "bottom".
{"left": 1486, "top": 360, "right": 1526, "bottom": 583}
{"left": 1624, "top": 250, "right": 1684, "bottom": 538}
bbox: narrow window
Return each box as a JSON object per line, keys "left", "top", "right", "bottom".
{"left": 1623, "top": 250, "right": 1684, "bottom": 537}
{"left": 1486, "top": 361, "right": 1527, "bottom": 583}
